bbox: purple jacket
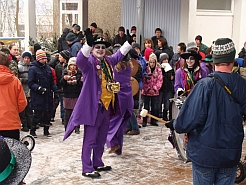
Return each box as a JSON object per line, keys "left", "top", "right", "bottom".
{"left": 174, "top": 66, "right": 207, "bottom": 94}
{"left": 107, "top": 65, "right": 133, "bottom": 142}
{"left": 200, "top": 61, "right": 210, "bottom": 76}
{"left": 64, "top": 42, "right": 131, "bottom": 140}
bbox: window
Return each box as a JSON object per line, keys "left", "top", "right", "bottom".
{"left": 62, "top": 3, "right": 78, "bottom": 11}
{"left": 197, "top": 0, "right": 231, "bottom": 11}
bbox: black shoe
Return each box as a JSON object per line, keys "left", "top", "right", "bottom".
{"left": 150, "top": 122, "right": 158, "bottom": 126}
{"left": 114, "top": 151, "right": 122, "bottom": 155}
{"left": 39, "top": 123, "right": 52, "bottom": 127}
{"left": 50, "top": 118, "right": 55, "bottom": 122}
{"left": 94, "top": 166, "right": 112, "bottom": 171}
{"left": 30, "top": 130, "right": 37, "bottom": 138}
{"left": 75, "top": 130, "right": 80, "bottom": 134}
{"left": 44, "top": 131, "right": 52, "bottom": 137}
{"left": 21, "top": 127, "right": 29, "bottom": 132}
{"left": 82, "top": 171, "right": 101, "bottom": 178}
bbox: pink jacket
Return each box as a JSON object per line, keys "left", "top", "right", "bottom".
{"left": 141, "top": 64, "right": 163, "bottom": 96}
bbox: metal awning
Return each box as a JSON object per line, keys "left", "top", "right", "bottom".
{"left": 0, "top": 37, "right": 25, "bottom": 45}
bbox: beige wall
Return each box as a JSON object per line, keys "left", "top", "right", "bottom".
{"left": 88, "top": 0, "right": 122, "bottom": 39}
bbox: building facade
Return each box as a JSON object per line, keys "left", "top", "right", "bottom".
{"left": 21, "top": 0, "right": 246, "bottom": 52}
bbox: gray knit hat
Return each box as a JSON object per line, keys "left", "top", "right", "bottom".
{"left": 212, "top": 38, "right": 236, "bottom": 64}
{"left": 159, "top": 53, "right": 169, "bottom": 63}
{"left": 66, "top": 32, "right": 77, "bottom": 42}
{"left": 186, "top": 42, "right": 198, "bottom": 50}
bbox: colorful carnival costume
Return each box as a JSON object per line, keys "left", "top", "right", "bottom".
{"left": 106, "top": 55, "right": 133, "bottom": 155}
{"left": 63, "top": 29, "right": 131, "bottom": 178}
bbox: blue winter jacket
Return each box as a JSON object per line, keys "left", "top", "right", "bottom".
{"left": 68, "top": 39, "right": 82, "bottom": 57}
{"left": 174, "top": 72, "right": 246, "bottom": 168}
{"left": 138, "top": 54, "right": 147, "bottom": 90}
{"left": 28, "top": 61, "right": 58, "bottom": 111}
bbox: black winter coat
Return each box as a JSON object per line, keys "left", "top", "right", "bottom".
{"left": 48, "top": 57, "right": 59, "bottom": 69}
{"left": 58, "top": 32, "right": 70, "bottom": 52}
{"left": 160, "top": 68, "right": 174, "bottom": 92}
{"left": 112, "top": 34, "right": 127, "bottom": 46}
{"left": 157, "top": 46, "right": 174, "bottom": 63}
{"left": 238, "top": 48, "right": 246, "bottom": 66}
{"left": 60, "top": 69, "right": 82, "bottom": 98}
{"left": 28, "top": 61, "right": 58, "bottom": 111}
{"left": 133, "top": 63, "right": 143, "bottom": 105}
{"left": 55, "top": 62, "right": 68, "bottom": 90}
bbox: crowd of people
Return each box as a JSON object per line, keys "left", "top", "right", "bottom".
{"left": 1, "top": 21, "right": 246, "bottom": 184}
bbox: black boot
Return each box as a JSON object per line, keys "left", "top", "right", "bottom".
{"left": 163, "top": 110, "right": 169, "bottom": 121}
{"left": 30, "top": 127, "right": 37, "bottom": 138}
{"left": 150, "top": 111, "right": 158, "bottom": 126}
{"left": 75, "top": 126, "right": 80, "bottom": 134}
{"left": 44, "top": 126, "right": 51, "bottom": 137}
{"left": 150, "top": 118, "right": 158, "bottom": 126}
{"left": 142, "top": 117, "right": 147, "bottom": 127}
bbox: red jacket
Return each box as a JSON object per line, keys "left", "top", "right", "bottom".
{"left": 50, "top": 67, "right": 57, "bottom": 84}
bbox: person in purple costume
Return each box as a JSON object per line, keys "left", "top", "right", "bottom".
{"left": 174, "top": 50, "right": 207, "bottom": 96}
{"left": 63, "top": 28, "right": 132, "bottom": 178}
{"left": 106, "top": 53, "right": 133, "bottom": 155}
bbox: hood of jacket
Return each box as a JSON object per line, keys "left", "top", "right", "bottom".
{"left": 31, "top": 60, "right": 46, "bottom": 69}
{"left": 18, "top": 60, "right": 31, "bottom": 66}
{"left": 0, "top": 65, "right": 15, "bottom": 85}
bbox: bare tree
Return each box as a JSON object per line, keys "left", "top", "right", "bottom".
{"left": 15, "top": 0, "right": 20, "bottom": 37}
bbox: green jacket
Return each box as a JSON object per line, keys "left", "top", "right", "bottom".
{"left": 199, "top": 43, "right": 208, "bottom": 54}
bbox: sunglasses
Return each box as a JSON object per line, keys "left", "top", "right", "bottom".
{"left": 94, "top": 45, "right": 106, "bottom": 49}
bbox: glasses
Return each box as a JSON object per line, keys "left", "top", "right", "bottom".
{"left": 94, "top": 45, "right": 106, "bottom": 49}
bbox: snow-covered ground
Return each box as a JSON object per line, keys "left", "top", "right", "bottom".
{"left": 20, "top": 116, "right": 246, "bottom": 185}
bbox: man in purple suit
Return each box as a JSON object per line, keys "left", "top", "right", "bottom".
{"left": 63, "top": 28, "right": 131, "bottom": 178}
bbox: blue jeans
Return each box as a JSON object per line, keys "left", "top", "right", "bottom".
{"left": 143, "top": 95, "right": 159, "bottom": 114}
{"left": 159, "top": 91, "right": 172, "bottom": 116}
{"left": 59, "top": 94, "right": 64, "bottom": 120}
{"left": 192, "top": 163, "right": 237, "bottom": 185}
{"left": 138, "top": 95, "right": 144, "bottom": 114}
{"left": 126, "top": 112, "right": 139, "bottom": 132}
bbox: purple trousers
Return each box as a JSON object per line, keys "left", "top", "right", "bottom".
{"left": 82, "top": 105, "right": 110, "bottom": 173}
{"left": 106, "top": 111, "right": 131, "bottom": 153}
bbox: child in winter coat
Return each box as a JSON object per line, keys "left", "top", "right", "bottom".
{"left": 18, "top": 51, "right": 33, "bottom": 131}
{"left": 158, "top": 53, "right": 174, "bottom": 121}
{"left": 60, "top": 57, "right": 82, "bottom": 133}
{"left": 141, "top": 53, "right": 163, "bottom": 126}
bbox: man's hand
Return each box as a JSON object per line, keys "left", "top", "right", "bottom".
{"left": 38, "top": 86, "right": 47, "bottom": 94}
{"left": 178, "top": 90, "right": 184, "bottom": 96}
{"left": 84, "top": 28, "right": 97, "bottom": 47}
{"left": 148, "top": 89, "right": 155, "bottom": 95}
{"left": 165, "top": 119, "right": 175, "bottom": 131}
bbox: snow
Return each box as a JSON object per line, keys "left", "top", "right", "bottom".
{"left": 20, "top": 116, "right": 246, "bottom": 185}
